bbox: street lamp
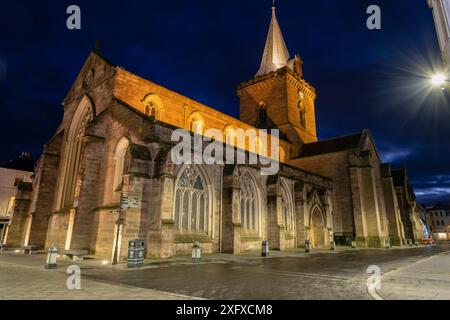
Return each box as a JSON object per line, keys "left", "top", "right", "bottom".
{"left": 431, "top": 73, "right": 447, "bottom": 87}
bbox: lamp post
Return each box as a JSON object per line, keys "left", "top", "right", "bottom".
{"left": 430, "top": 73, "right": 450, "bottom": 90}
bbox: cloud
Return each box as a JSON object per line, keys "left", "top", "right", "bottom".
{"left": 380, "top": 149, "right": 414, "bottom": 163}
{"left": 413, "top": 174, "right": 450, "bottom": 204}
{"left": 378, "top": 143, "right": 415, "bottom": 163}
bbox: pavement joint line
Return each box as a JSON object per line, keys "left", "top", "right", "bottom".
{"left": 253, "top": 269, "right": 355, "bottom": 282}
{"left": 0, "top": 258, "right": 204, "bottom": 301}
{"left": 81, "top": 276, "right": 206, "bottom": 300}
{"left": 383, "top": 249, "right": 450, "bottom": 278}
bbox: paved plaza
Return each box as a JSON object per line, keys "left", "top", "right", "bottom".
{"left": 1, "top": 243, "right": 450, "bottom": 300}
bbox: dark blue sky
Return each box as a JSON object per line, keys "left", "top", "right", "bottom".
{"left": 0, "top": 0, "right": 449, "bottom": 204}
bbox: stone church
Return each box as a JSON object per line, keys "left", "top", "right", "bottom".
{"left": 5, "top": 6, "right": 421, "bottom": 260}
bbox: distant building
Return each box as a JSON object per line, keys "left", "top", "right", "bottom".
{"left": 427, "top": 204, "right": 450, "bottom": 240}
{"left": 0, "top": 153, "right": 35, "bottom": 243}
{"left": 428, "top": 0, "right": 450, "bottom": 67}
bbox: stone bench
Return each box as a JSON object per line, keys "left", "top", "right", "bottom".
{"left": 22, "top": 245, "right": 41, "bottom": 254}
{"left": 0, "top": 244, "right": 10, "bottom": 253}
{"left": 60, "top": 250, "right": 89, "bottom": 261}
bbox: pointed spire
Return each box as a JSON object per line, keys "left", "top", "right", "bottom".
{"left": 256, "top": 4, "right": 290, "bottom": 77}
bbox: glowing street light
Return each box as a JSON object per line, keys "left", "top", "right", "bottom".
{"left": 431, "top": 73, "right": 448, "bottom": 87}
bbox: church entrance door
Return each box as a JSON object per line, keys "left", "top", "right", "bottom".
{"left": 311, "top": 208, "right": 325, "bottom": 248}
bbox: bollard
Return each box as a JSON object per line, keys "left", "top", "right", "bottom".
{"left": 192, "top": 242, "right": 201, "bottom": 262}
{"left": 45, "top": 247, "right": 58, "bottom": 269}
{"left": 330, "top": 241, "right": 336, "bottom": 251}
{"left": 261, "top": 241, "right": 269, "bottom": 257}
{"left": 351, "top": 241, "right": 357, "bottom": 249}
{"left": 385, "top": 238, "right": 391, "bottom": 249}
{"left": 305, "top": 239, "right": 311, "bottom": 253}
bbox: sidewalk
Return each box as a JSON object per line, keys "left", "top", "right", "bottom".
{"left": 0, "top": 253, "right": 199, "bottom": 300}
{"left": 380, "top": 251, "right": 450, "bottom": 300}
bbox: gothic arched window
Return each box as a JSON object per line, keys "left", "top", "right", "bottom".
{"left": 174, "top": 165, "right": 209, "bottom": 234}
{"left": 299, "top": 103, "right": 306, "bottom": 128}
{"left": 224, "top": 125, "right": 237, "bottom": 146}
{"left": 188, "top": 112, "right": 205, "bottom": 135}
{"left": 142, "top": 93, "right": 164, "bottom": 120}
{"left": 113, "top": 137, "right": 129, "bottom": 193}
{"left": 239, "top": 172, "right": 259, "bottom": 233}
{"left": 258, "top": 101, "right": 268, "bottom": 128}
{"left": 281, "top": 182, "right": 294, "bottom": 236}
{"left": 59, "top": 96, "right": 94, "bottom": 209}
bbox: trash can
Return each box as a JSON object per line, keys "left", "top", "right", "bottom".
{"left": 128, "top": 239, "right": 145, "bottom": 268}
{"left": 192, "top": 242, "right": 201, "bottom": 262}
{"left": 261, "top": 241, "right": 269, "bottom": 257}
{"left": 305, "top": 239, "right": 311, "bottom": 253}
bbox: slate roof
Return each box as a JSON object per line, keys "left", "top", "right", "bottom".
{"left": 0, "top": 158, "right": 35, "bottom": 172}
{"left": 299, "top": 132, "right": 363, "bottom": 158}
{"left": 430, "top": 203, "right": 450, "bottom": 211}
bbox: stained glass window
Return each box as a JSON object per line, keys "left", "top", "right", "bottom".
{"left": 239, "top": 172, "right": 259, "bottom": 233}
{"left": 174, "top": 165, "right": 209, "bottom": 234}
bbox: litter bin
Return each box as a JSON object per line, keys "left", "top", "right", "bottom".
{"left": 128, "top": 239, "right": 145, "bottom": 268}
{"left": 261, "top": 241, "right": 269, "bottom": 257}
{"left": 305, "top": 240, "right": 311, "bottom": 253}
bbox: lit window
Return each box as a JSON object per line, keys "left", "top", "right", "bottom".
{"left": 239, "top": 172, "right": 259, "bottom": 233}
{"left": 113, "top": 137, "right": 129, "bottom": 193}
{"left": 188, "top": 112, "right": 205, "bottom": 135}
{"left": 281, "top": 182, "right": 294, "bottom": 236}
{"left": 174, "top": 165, "right": 209, "bottom": 234}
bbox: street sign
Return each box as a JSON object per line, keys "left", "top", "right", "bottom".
{"left": 120, "top": 196, "right": 142, "bottom": 210}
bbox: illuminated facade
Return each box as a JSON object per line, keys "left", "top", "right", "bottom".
{"left": 5, "top": 6, "right": 416, "bottom": 258}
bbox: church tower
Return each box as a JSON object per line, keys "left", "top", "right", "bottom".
{"left": 237, "top": 4, "right": 318, "bottom": 155}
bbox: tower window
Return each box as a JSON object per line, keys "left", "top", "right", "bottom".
{"left": 258, "top": 102, "right": 268, "bottom": 128}
{"left": 299, "top": 105, "right": 306, "bottom": 128}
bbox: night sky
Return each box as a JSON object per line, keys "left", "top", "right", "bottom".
{"left": 0, "top": 0, "right": 449, "bottom": 204}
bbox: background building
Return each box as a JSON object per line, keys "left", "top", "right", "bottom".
{"left": 0, "top": 153, "right": 34, "bottom": 243}
{"left": 428, "top": 204, "right": 450, "bottom": 240}
{"left": 428, "top": 0, "right": 450, "bottom": 67}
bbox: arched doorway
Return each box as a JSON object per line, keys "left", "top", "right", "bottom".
{"left": 311, "top": 207, "right": 325, "bottom": 248}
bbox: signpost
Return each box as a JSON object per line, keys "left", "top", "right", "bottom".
{"left": 111, "top": 194, "right": 142, "bottom": 265}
